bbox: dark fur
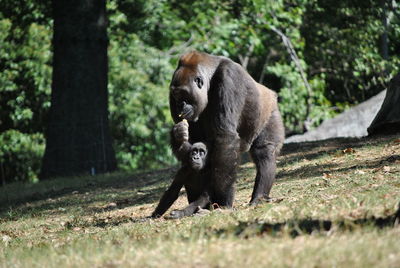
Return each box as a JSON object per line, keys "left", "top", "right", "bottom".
{"left": 153, "top": 51, "right": 284, "bottom": 218}
{"left": 151, "top": 141, "right": 210, "bottom": 218}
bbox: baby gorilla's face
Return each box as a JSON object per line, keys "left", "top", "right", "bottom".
{"left": 189, "top": 142, "right": 208, "bottom": 171}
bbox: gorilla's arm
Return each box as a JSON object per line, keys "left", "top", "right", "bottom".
{"left": 206, "top": 61, "right": 244, "bottom": 207}
{"left": 170, "top": 120, "right": 192, "bottom": 162}
{"left": 168, "top": 190, "right": 210, "bottom": 219}
{"left": 171, "top": 134, "right": 192, "bottom": 162}
{"left": 151, "top": 167, "right": 187, "bottom": 218}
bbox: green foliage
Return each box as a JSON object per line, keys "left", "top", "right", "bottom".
{"left": 108, "top": 35, "right": 176, "bottom": 170}
{"left": 0, "top": 19, "right": 51, "bottom": 133}
{"left": 269, "top": 63, "right": 309, "bottom": 133}
{"left": 302, "top": 0, "right": 400, "bottom": 103}
{"left": 307, "top": 74, "right": 338, "bottom": 127}
{"left": 0, "top": 14, "right": 51, "bottom": 184}
{"left": 0, "top": 130, "right": 44, "bottom": 183}
{"left": 107, "top": 3, "right": 176, "bottom": 170}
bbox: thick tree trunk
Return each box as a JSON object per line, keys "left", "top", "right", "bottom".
{"left": 40, "top": 0, "right": 117, "bottom": 179}
{"left": 368, "top": 73, "right": 400, "bottom": 136}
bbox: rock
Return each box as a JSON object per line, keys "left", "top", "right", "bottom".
{"left": 286, "top": 90, "right": 386, "bottom": 143}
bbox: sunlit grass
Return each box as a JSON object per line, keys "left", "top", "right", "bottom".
{"left": 1, "top": 135, "right": 399, "bottom": 267}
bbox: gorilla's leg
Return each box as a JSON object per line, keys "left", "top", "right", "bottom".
{"left": 209, "top": 133, "right": 241, "bottom": 208}
{"left": 184, "top": 174, "right": 205, "bottom": 204}
{"left": 249, "top": 139, "right": 276, "bottom": 205}
{"left": 249, "top": 110, "right": 284, "bottom": 205}
{"left": 210, "top": 178, "right": 236, "bottom": 208}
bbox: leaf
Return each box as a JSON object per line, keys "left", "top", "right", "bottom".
{"left": 2, "top": 235, "right": 12, "bottom": 246}
{"left": 383, "top": 166, "right": 391, "bottom": 172}
{"left": 342, "top": 148, "right": 355, "bottom": 154}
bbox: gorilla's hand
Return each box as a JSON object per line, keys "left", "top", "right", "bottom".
{"left": 167, "top": 209, "right": 185, "bottom": 219}
{"left": 173, "top": 119, "right": 189, "bottom": 144}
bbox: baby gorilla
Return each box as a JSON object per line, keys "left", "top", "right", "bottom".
{"left": 151, "top": 142, "right": 210, "bottom": 218}
{"left": 188, "top": 142, "right": 207, "bottom": 171}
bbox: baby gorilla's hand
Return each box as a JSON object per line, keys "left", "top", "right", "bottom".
{"left": 166, "top": 209, "right": 185, "bottom": 219}
{"left": 173, "top": 119, "right": 189, "bottom": 144}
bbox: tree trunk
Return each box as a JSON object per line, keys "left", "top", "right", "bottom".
{"left": 40, "top": 0, "right": 117, "bottom": 179}
{"left": 368, "top": 73, "right": 400, "bottom": 136}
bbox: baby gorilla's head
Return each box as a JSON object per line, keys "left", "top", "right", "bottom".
{"left": 189, "top": 142, "right": 208, "bottom": 171}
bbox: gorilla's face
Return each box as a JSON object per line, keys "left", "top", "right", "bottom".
{"left": 170, "top": 67, "right": 208, "bottom": 122}
{"left": 189, "top": 142, "right": 208, "bottom": 171}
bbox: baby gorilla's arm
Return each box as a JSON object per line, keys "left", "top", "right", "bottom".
{"left": 151, "top": 167, "right": 189, "bottom": 218}
{"left": 171, "top": 119, "right": 193, "bottom": 162}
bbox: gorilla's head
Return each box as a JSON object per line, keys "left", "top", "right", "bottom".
{"left": 189, "top": 142, "right": 208, "bottom": 171}
{"left": 169, "top": 52, "right": 213, "bottom": 122}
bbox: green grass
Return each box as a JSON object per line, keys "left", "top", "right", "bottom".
{"left": 1, "top": 135, "right": 400, "bottom": 267}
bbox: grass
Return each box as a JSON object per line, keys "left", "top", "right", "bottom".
{"left": 1, "top": 135, "right": 399, "bottom": 267}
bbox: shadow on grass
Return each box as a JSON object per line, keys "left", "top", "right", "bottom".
{"left": 0, "top": 167, "right": 178, "bottom": 217}
{"left": 216, "top": 203, "right": 400, "bottom": 238}
{"left": 61, "top": 214, "right": 152, "bottom": 230}
{"left": 58, "top": 202, "right": 400, "bottom": 234}
{"left": 276, "top": 153, "right": 400, "bottom": 182}
{"left": 0, "top": 183, "right": 168, "bottom": 220}
{"left": 237, "top": 135, "right": 397, "bottom": 186}
{"left": 280, "top": 135, "right": 396, "bottom": 167}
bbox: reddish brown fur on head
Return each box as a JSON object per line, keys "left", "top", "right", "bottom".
{"left": 170, "top": 51, "right": 217, "bottom": 122}
{"left": 179, "top": 51, "right": 205, "bottom": 67}
{"left": 178, "top": 51, "right": 218, "bottom": 75}
{"left": 173, "top": 52, "right": 202, "bottom": 85}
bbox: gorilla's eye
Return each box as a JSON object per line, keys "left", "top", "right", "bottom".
{"left": 194, "top": 76, "right": 203, "bottom": 89}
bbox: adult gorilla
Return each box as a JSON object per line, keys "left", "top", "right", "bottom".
{"left": 153, "top": 51, "right": 284, "bottom": 218}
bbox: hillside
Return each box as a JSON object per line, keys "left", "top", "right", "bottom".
{"left": 1, "top": 135, "right": 399, "bottom": 267}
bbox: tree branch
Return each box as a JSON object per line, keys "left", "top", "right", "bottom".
{"left": 270, "top": 25, "right": 313, "bottom": 130}
{"left": 238, "top": 43, "right": 254, "bottom": 70}
{"left": 164, "top": 34, "right": 194, "bottom": 57}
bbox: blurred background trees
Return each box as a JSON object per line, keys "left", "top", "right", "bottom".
{"left": 0, "top": 0, "right": 399, "bottom": 184}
